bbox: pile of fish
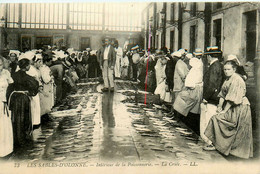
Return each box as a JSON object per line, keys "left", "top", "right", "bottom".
{"left": 122, "top": 96, "right": 202, "bottom": 160}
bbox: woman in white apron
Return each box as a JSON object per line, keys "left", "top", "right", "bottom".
{"left": 0, "top": 57, "right": 14, "bottom": 157}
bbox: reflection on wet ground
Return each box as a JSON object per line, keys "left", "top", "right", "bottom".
{"left": 7, "top": 79, "right": 226, "bottom": 163}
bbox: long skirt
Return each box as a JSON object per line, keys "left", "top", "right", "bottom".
{"left": 173, "top": 85, "right": 203, "bottom": 116}
{"left": 0, "top": 102, "right": 13, "bottom": 157}
{"left": 154, "top": 80, "right": 172, "bottom": 103}
{"left": 146, "top": 71, "right": 156, "bottom": 93}
{"left": 200, "top": 103, "right": 216, "bottom": 145}
{"left": 39, "top": 83, "right": 55, "bottom": 116}
{"left": 114, "top": 56, "right": 121, "bottom": 78}
{"left": 75, "top": 64, "right": 86, "bottom": 79}
{"left": 121, "top": 66, "right": 128, "bottom": 79}
{"left": 9, "top": 93, "right": 32, "bottom": 147}
{"left": 205, "top": 104, "right": 253, "bottom": 159}
{"left": 31, "top": 94, "right": 41, "bottom": 125}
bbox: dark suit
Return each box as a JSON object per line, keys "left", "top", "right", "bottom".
{"left": 203, "top": 60, "right": 224, "bottom": 105}
{"left": 99, "top": 45, "right": 116, "bottom": 68}
{"left": 98, "top": 45, "right": 116, "bottom": 88}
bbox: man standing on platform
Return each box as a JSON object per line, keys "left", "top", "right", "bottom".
{"left": 99, "top": 37, "right": 116, "bottom": 92}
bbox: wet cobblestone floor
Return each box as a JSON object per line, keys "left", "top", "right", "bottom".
{"left": 8, "top": 79, "right": 227, "bottom": 163}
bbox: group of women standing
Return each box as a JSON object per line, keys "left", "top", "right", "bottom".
{"left": 0, "top": 46, "right": 102, "bottom": 158}
{"left": 136, "top": 46, "right": 253, "bottom": 159}
{"left": 0, "top": 50, "right": 55, "bottom": 157}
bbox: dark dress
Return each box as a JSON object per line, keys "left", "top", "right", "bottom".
{"left": 75, "top": 56, "right": 86, "bottom": 79}
{"left": 8, "top": 70, "right": 39, "bottom": 147}
{"left": 87, "top": 55, "right": 100, "bottom": 78}
{"left": 146, "top": 58, "right": 157, "bottom": 93}
{"left": 165, "top": 55, "right": 178, "bottom": 90}
{"left": 9, "top": 62, "right": 18, "bottom": 77}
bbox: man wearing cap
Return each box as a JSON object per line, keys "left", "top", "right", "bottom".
{"left": 131, "top": 45, "right": 141, "bottom": 82}
{"left": 98, "top": 37, "right": 116, "bottom": 92}
{"left": 200, "top": 46, "right": 224, "bottom": 150}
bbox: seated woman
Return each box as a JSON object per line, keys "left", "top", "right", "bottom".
{"left": 8, "top": 58, "right": 39, "bottom": 148}
{"left": 204, "top": 60, "right": 253, "bottom": 159}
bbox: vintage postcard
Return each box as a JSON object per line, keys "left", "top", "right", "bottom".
{"left": 0, "top": 1, "right": 259, "bottom": 174}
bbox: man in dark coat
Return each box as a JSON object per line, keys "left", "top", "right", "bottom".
{"left": 201, "top": 46, "right": 224, "bottom": 150}
{"left": 203, "top": 47, "right": 224, "bottom": 105}
{"left": 98, "top": 37, "right": 116, "bottom": 92}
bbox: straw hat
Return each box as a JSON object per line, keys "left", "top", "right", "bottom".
{"left": 171, "top": 51, "right": 182, "bottom": 58}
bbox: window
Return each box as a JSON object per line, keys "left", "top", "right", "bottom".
{"left": 156, "top": 12, "right": 159, "bottom": 29}
{"left": 170, "top": 30, "right": 174, "bottom": 51}
{"left": 170, "top": 3, "right": 175, "bottom": 22}
{"left": 6, "top": 3, "right": 19, "bottom": 28}
{"left": 35, "top": 36, "right": 53, "bottom": 49}
{"left": 5, "top": 3, "right": 145, "bottom": 31}
{"left": 190, "top": 2, "right": 197, "bottom": 17}
{"left": 244, "top": 10, "right": 257, "bottom": 62}
{"left": 80, "top": 37, "right": 90, "bottom": 51}
{"left": 70, "top": 3, "right": 102, "bottom": 31}
{"left": 213, "top": 2, "right": 222, "bottom": 11}
{"left": 104, "top": 3, "right": 144, "bottom": 31}
{"left": 156, "top": 35, "right": 159, "bottom": 49}
{"left": 21, "top": 36, "right": 32, "bottom": 52}
{"left": 190, "top": 25, "right": 196, "bottom": 53}
{"left": 20, "top": 3, "right": 67, "bottom": 29}
{"left": 213, "top": 19, "right": 222, "bottom": 49}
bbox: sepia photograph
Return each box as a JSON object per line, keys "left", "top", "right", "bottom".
{"left": 0, "top": 1, "right": 259, "bottom": 174}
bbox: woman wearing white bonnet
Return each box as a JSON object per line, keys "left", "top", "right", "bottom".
{"left": 173, "top": 57, "right": 203, "bottom": 117}
{"left": 26, "top": 51, "right": 42, "bottom": 127}
{"left": 226, "top": 54, "right": 248, "bottom": 81}
{"left": 16, "top": 51, "right": 42, "bottom": 126}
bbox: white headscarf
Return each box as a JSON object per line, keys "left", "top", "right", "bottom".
{"left": 9, "top": 50, "right": 20, "bottom": 57}
{"left": 18, "top": 51, "right": 35, "bottom": 61}
{"left": 226, "top": 54, "right": 241, "bottom": 66}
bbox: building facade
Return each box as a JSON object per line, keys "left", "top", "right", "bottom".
{"left": 0, "top": 3, "right": 145, "bottom": 53}
{"left": 143, "top": 2, "right": 260, "bottom": 86}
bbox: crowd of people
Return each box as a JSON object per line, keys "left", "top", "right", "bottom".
{"left": 0, "top": 36, "right": 253, "bottom": 160}
{"left": 0, "top": 44, "right": 103, "bottom": 157}
{"left": 109, "top": 42, "right": 253, "bottom": 159}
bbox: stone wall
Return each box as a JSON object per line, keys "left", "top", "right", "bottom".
{"left": 4, "top": 28, "right": 143, "bottom": 51}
